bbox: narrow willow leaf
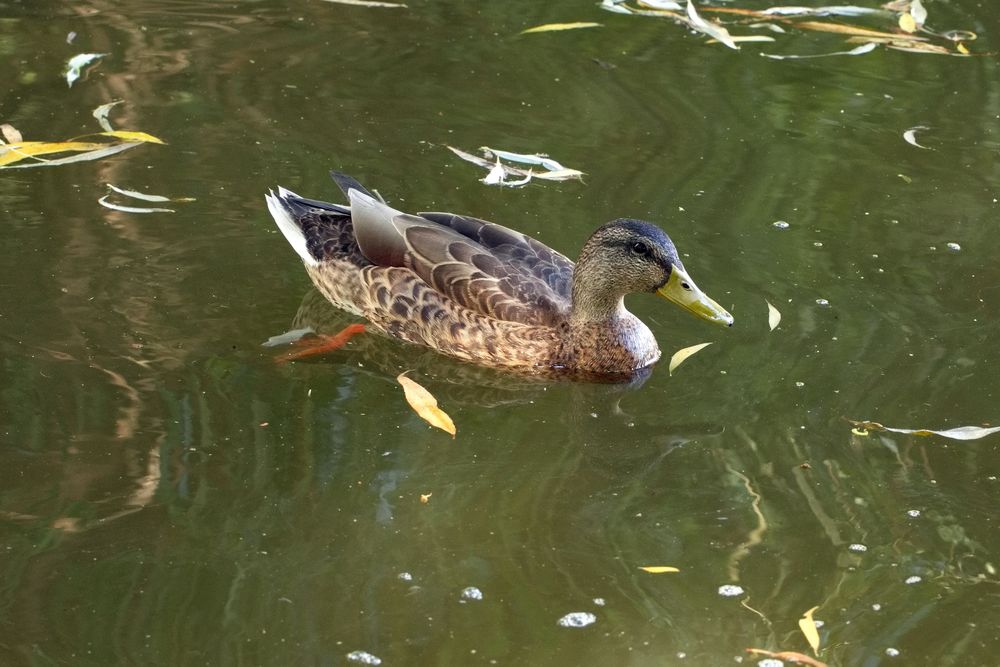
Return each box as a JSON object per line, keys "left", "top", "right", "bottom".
{"left": 668, "top": 342, "right": 712, "bottom": 376}
{"left": 709, "top": 35, "right": 776, "bottom": 44}
{"left": 521, "top": 22, "right": 602, "bottom": 35}
{"left": 261, "top": 327, "right": 315, "bottom": 347}
{"left": 447, "top": 145, "right": 493, "bottom": 169}
{"left": 321, "top": 0, "right": 406, "bottom": 6}
{"left": 903, "top": 126, "right": 930, "bottom": 149}
{"left": 98, "top": 195, "right": 175, "bottom": 214}
{"left": 766, "top": 300, "right": 781, "bottom": 331}
{"left": 639, "top": 566, "right": 680, "bottom": 573}
{"left": 763, "top": 42, "right": 877, "bottom": 60}
{"left": 847, "top": 419, "right": 1000, "bottom": 441}
{"left": 0, "top": 142, "right": 141, "bottom": 169}
{"left": 107, "top": 183, "right": 173, "bottom": 202}
{"left": 746, "top": 648, "right": 828, "bottom": 667}
{"left": 792, "top": 20, "right": 920, "bottom": 39}
{"left": 66, "top": 52, "right": 107, "bottom": 87}
{"left": 92, "top": 100, "right": 124, "bottom": 132}
{"left": 910, "top": 0, "right": 928, "bottom": 26}
{"left": 481, "top": 147, "right": 565, "bottom": 172}
{"left": 760, "top": 6, "right": 881, "bottom": 17}
{"left": 96, "top": 130, "right": 166, "bottom": 144}
{"left": 397, "top": 373, "right": 456, "bottom": 437}
{"left": 639, "top": 0, "right": 682, "bottom": 9}
{"left": 0, "top": 123, "right": 22, "bottom": 144}
{"left": 798, "top": 606, "right": 821, "bottom": 655}
{"left": 532, "top": 168, "right": 584, "bottom": 181}
{"left": 686, "top": 0, "right": 738, "bottom": 50}
{"left": 599, "top": 0, "right": 634, "bottom": 15}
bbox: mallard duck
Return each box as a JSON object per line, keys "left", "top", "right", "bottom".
{"left": 265, "top": 171, "right": 733, "bottom": 377}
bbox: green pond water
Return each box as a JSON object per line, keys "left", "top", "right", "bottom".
{"left": 1, "top": 1, "right": 999, "bottom": 664}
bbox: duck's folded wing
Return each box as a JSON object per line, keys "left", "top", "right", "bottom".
{"left": 349, "top": 191, "right": 571, "bottom": 326}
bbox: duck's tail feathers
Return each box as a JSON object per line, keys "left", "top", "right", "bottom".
{"left": 330, "top": 171, "right": 382, "bottom": 202}
{"left": 266, "top": 188, "right": 319, "bottom": 267}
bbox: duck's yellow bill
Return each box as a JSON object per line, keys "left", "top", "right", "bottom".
{"left": 656, "top": 266, "right": 734, "bottom": 327}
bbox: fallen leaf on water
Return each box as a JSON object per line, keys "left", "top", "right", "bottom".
{"left": 599, "top": 0, "right": 634, "bottom": 15}
{"left": 746, "top": 648, "right": 828, "bottom": 667}
{"left": 709, "top": 35, "right": 776, "bottom": 44}
{"left": 261, "top": 327, "right": 315, "bottom": 347}
{"left": 668, "top": 342, "right": 712, "bottom": 376}
{"left": 639, "top": 566, "right": 680, "bottom": 573}
{"left": 903, "top": 126, "right": 931, "bottom": 149}
{"left": 759, "top": 5, "right": 881, "bottom": 17}
{"left": 639, "top": 0, "right": 682, "bottom": 9}
{"left": 898, "top": 11, "right": 917, "bottom": 33}
{"left": 766, "top": 300, "right": 781, "bottom": 331}
{"left": 448, "top": 145, "right": 583, "bottom": 185}
{"left": 92, "top": 100, "right": 124, "bottom": 132}
{"left": 792, "top": 20, "right": 917, "bottom": 39}
{"left": 0, "top": 123, "right": 22, "bottom": 144}
{"left": 65, "top": 52, "right": 107, "bottom": 87}
{"left": 481, "top": 147, "right": 566, "bottom": 172}
{"left": 846, "top": 419, "right": 1000, "bottom": 441}
{"left": 420, "top": 493, "right": 432, "bottom": 504}
{"left": 762, "top": 41, "right": 877, "bottom": 60}
{"left": 398, "top": 373, "right": 456, "bottom": 437}
{"left": 98, "top": 195, "right": 175, "bottom": 214}
{"left": 520, "top": 22, "right": 602, "bottom": 35}
{"left": 798, "top": 605, "right": 821, "bottom": 655}
{"left": 686, "top": 0, "right": 739, "bottom": 50}
{"left": 321, "top": 0, "right": 406, "bottom": 6}
{"left": 108, "top": 183, "right": 196, "bottom": 203}
{"left": 910, "top": 0, "right": 928, "bottom": 26}
{"left": 277, "top": 323, "right": 366, "bottom": 363}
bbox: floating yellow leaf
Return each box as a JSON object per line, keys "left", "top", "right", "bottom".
{"left": 0, "top": 130, "right": 164, "bottom": 169}
{"left": 846, "top": 419, "right": 1000, "bottom": 441}
{"left": 793, "top": 20, "right": 920, "bottom": 40}
{"left": 898, "top": 12, "right": 916, "bottom": 33}
{"left": 798, "top": 605, "right": 821, "bottom": 655}
{"left": 420, "top": 493, "right": 432, "bottom": 504}
{"left": 98, "top": 130, "right": 166, "bottom": 145}
{"left": 766, "top": 300, "right": 781, "bottom": 331}
{"left": 639, "top": 566, "right": 680, "bottom": 573}
{"left": 521, "top": 22, "right": 602, "bottom": 35}
{"left": 668, "top": 342, "right": 712, "bottom": 376}
{"left": 397, "top": 373, "right": 456, "bottom": 437}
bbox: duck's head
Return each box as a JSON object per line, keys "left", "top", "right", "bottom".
{"left": 572, "top": 218, "right": 734, "bottom": 326}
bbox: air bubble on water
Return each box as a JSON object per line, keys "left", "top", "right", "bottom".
{"left": 460, "top": 587, "right": 483, "bottom": 601}
{"left": 397, "top": 572, "right": 413, "bottom": 582}
{"left": 758, "top": 659, "right": 784, "bottom": 667}
{"left": 718, "top": 584, "right": 745, "bottom": 597}
{"left": 795, "top": 381, "right": 805, "bottom": 388}
{"left": 946, "top": 242, "right": 961, "bottom": 252}
{"left": 772, "top": 221, "right": 789, "bottom": 229}
{"left": 885, "top": 648, "right": 900, "bottom": 657}
{"left": 557, "top": 612, "right": 597, "bottom": 628}
{"left": 592, "top": 598, "right": 606, "bottom": 607}
{"left": 816, "top": 298, "right": 830, "bottom": 306}
{"left": 346, "top": 650, "right": 382, "bottom": 665}
{"left": 907, "top": 509, "right": 921, "bottom": 518}
{"left": 905, "top": 576, "right": 922, "bottom": 585}
{"left": 813, "top": 241, "right": 824, "bottom": 247}
{"left": 872, "top": 603, "right": 882, "bottom": 611}
{"left": 849, "top": 543, "right": 868, "bottom": 553}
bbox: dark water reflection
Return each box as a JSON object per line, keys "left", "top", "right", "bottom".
{"left": 2, "top": 0, "right": 999, "bottom": 664}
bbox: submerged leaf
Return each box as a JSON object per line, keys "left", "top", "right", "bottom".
{"left": 520, "top": 22, "right": 602, "bottom": 35}
{"left": 639, "top": 566, "right": 680, "bottom": 573}
{"left": 65, "top": 52, "right": 107, "bottom": 87}
{"left": 277, "top": 323, "right": 366, "bottom": 363}
{"left": 321, "top": 0, "right": 406, "bottom": 6}
{"left": 686, "top": 0, "right": 738, "bottom": 50}
{"left": 98, "top": 195, "right": 175, "bottom": 214}
{"left": 763, "top": 41, "right": 877, "bottom": 60}
{"left": 92, "top": 100, "right": 124, "bottom": 132}
{"left": 668, "top": 342, "right": 712, "bottom": 376}
{"left": 746, "top": 648, "right": 828, "bottom": 667}
{"left": 261, "top": 327, "right": 315, "bottom": 347}
{"left": 766, "top": 300, "right": 781, "bottom": 331}
{"left": 847, "top": 419, "right": 1000, "bottom": 441}
{"left": 397, "top": 373, "right": 456, "bottom": 437}
{"left": 798, "top": 606, "right": 821, "bottom": 655}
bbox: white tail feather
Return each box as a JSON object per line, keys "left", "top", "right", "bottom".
{"left": 265, "top": 190, "right": 318, "bottom": 267}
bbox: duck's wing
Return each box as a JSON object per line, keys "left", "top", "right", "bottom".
{"left": 348, "top": 190, "right": 571, "bottom": 326}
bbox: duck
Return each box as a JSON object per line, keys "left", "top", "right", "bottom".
{"left": 265, "top": 171, "right": 733, "bottom": 378}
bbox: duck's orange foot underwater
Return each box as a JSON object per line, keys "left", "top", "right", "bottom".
{"left": 275, "top": 323, "right": 366, "bottom": 364}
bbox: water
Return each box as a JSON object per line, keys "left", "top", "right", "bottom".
{"left": 1, "top": 1, "right": 999, "bottom": 664}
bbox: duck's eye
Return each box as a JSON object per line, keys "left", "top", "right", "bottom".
{"left": 631, "top": 241, "right": 649, "bottom": 256}
{"left": 680, "top": 281, "right": 692, "bottom": 291}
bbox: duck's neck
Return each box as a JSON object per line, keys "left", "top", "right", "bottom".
{"left": 570, "top": 251, "right": 629, "bottom": 324}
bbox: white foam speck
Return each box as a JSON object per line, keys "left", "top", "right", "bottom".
{"left": 718, "top": 584, "right": 745, "bottom": 597}
{"left": 557, "top": 612, "right": 597, "bottom": 628}
{"left": 346, "top": 650, "right": 382, "bottom": 665}
{"left": 460, "top": 586, "right": 483, "bottom": 601}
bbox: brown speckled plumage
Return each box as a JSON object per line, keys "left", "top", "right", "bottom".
{"left": 265, "top": 171, "right": 731, "bottom": 378}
